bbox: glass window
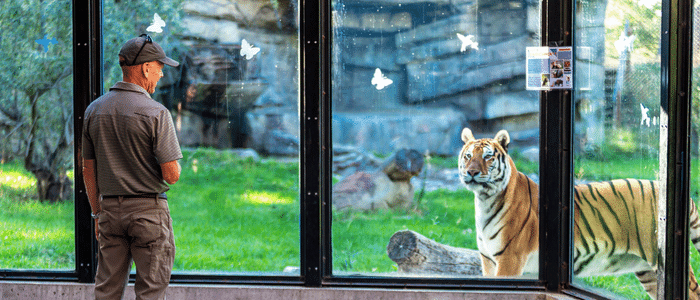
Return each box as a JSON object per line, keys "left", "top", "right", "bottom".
{"left": 0, "top": 0, "right": 75, "bottom": 270}
{"left": 572, "top": 0, "right": 680, "bottom": 298}
{"left": 691, "top": 0, "right": 700, "bottom": 298}
{"left": 102, "top": 0, "right": 300, "bottom": 275}
{"left": 331, "top": 0, "right": 541, "bottom": 278}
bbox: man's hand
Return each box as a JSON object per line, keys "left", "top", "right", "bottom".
{"left": 83, "top": 159, "right": 102, "bottom": 241}
{"left": 94, "top": 218, "right": 99, "bottom": 240}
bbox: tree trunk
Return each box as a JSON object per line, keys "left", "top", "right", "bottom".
{"left": 387, "top": 230, "right": 482, "bottom": 276}
{"left": 23, "top": 87, "right": 73, "bottom": 202}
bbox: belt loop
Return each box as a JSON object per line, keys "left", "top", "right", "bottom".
{"left": 118, "top": 196, "right": 124, "bottom": 204}
{"left": 154, "top": 193, "right": 159, "bottom": 205}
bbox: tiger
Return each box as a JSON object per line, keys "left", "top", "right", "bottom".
{"left": 458, "top": 127, "right": 700, "bottom": 299}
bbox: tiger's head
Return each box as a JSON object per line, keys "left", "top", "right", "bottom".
{"left": 458, "top": 128, "right": 513, "bottom": 196}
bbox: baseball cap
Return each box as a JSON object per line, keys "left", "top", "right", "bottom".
{"left": 119, "top": 34, "right": 179, "bottom": 67}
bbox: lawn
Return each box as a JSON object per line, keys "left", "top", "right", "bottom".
{"left": 2, "top": 148, "right": 700, "bottom": 299}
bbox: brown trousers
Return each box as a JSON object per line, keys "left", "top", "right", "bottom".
{"left": 94, "top": 196, "right": 175, "bottom": 300}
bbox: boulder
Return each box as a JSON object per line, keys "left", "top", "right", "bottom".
{"left": 246, "top": 106, "right": 299, "bottom": 155}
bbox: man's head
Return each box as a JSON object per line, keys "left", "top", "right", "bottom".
{"left": 118, "top": 34, "right": 179, "bottom": 93}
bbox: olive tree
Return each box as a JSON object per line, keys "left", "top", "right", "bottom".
{"left": 0, "top": 0, "right": 183, "bottom": 201}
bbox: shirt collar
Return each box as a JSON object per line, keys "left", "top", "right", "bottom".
{"left": 109, "top": 81, "right": 152, "bottom": 98}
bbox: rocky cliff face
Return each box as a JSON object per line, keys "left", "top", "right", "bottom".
{"left": 161, "top": 0, "right": 606, "bottom": 157}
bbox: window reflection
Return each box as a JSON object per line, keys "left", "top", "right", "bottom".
{"left": 0, "top": 0, "right": 75, "bottom": 270}
{"left": 103, "top": 0, "right": 300, "bottom": 274}
{"left": 331, "top": 0, "right": 540, "bottom": 278}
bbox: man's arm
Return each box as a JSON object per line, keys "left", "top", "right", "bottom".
{"left": 161, "top": 160, "right": 181, "bottom": 184}
{"left": 83, "top": 159, "right": 101, "bottom": 213}
{"left": 83, "top": 159, "right": 101, "bottom": 239}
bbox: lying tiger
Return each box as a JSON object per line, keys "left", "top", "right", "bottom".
{"left": 458, "top": 127, "right": 700, "bottom": 299}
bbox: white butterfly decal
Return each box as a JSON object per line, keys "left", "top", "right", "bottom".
{"left": 456, "top": 33, "right": 478, "bottom": 52}
{"left": 640, "top": 103, "right": 651, "bottom": 127}
{"left": 371, "top": 68, "right": 393, "bottom": 90}
{"left": 146, "top": 13, "right": 166, "bottom": 33}
{"left": 240, "top": 39, "right": 261, "bottom": 60}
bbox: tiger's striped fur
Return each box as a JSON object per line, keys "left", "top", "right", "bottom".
{"left": 459, "top": 128, "right": 700, "bottom": 299}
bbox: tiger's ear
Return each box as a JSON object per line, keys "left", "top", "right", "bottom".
{"left": 494, "top": 130, "right": 510, "bottom": 152}
{"left": 461, "top": 128, "right": 475, "bottom": 143}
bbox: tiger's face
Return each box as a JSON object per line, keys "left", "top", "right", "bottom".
{"left": 458, "top": 128, "right": 512, "bottom": 195}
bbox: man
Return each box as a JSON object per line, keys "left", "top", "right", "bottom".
{"left": 82, "top": 34, "right": 182, "bottom": 300}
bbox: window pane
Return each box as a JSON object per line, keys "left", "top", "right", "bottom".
{"left": 0, "top": 0, "right": 75, "bottom": 270}
{"left": 102, "top": 0, "right": 300, "bottom": 275}
{"left": 331, "top": 0, "right": 541, "bottom": 278}
{"left": 572, "top": 0, "right": 666, "bottom": 298}
{"left": 690, "top": 1, "right": 700, "bottom": 298}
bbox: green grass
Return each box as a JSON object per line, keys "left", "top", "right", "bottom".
{"left": 164, "top": 148, "right": 301, "bottom": 272}
{"left": 3, "top": 149, "right": 700, "bottom": 299}
{"left": 0, "top": 161, "right": 75, "bottom": 270}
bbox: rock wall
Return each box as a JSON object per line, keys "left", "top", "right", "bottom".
{"left": 164, "top": 0, "right": 300, "bottom": 154}
{"left": 161, "top": 0, "right": 607, "bottom": 157}
{"left": 332, "top": 0, "right": 545, "bottom": 155}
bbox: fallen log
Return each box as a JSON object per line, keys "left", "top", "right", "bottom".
{"left": 387, "top": 230, "right": 482, "bottom": 276}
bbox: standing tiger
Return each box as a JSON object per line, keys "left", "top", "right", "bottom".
{"left": 458, "top": 127, "right": 700, "bottom": 299}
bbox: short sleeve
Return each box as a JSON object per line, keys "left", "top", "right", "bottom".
{"left": 154, "top": 109, "right": 183, "bottom": 164}
{"left": 82, "top": 109, "right": 95, "bottom": 160}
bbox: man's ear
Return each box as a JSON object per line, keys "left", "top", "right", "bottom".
{"left": 141, "top": 63, "right": 150, "bottom": 78}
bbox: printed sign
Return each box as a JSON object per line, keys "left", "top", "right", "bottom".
{"left": 526, "top": 47, "right": 573, "bottom": 90}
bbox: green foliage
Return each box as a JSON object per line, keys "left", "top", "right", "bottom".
{"left": 692, "top": 67, "right": 700, "bottom": 156}
{"left": 0, "top": 1, "right": 186, "bottom": 200}
{"left": 102, "top": 0, "right": 186, "bottom": 93}
{"left": 604, "top": 0, "right": 661, "bottom": 65}
{"left": 0, "top": 0, "right": 73, "bottom": 168}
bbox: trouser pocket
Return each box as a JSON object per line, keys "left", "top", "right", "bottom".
{"left": 129, "top": 209, "right": 174, "bottom": 284}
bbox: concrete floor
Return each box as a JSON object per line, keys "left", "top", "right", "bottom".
{"left": 0, "top": 281, "right": 579, "bottom": 300}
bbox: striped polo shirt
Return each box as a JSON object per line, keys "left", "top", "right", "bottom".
{"left": 82, "top": 81, "right": 183, "bottom": 196}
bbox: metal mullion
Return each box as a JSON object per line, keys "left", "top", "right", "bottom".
{"left": 539, "top": 0, "right": 573, "bottom": 292}
{"left": 658, "top": 0, "right": 693, "bottom": 296}
{"left": 0, "top": 270, "right": 76, "bottom": 282}
{"left": 73, "top": 0, "right": 101, "bottom": 283}
{"left": 300, "top": 0, "right": 323, "bottom": 288}
{"left": 166, "top": 274, "right": 304, "bottom": 285}
{"left": 322, "top": 276, "right": 545, "bottom": 290}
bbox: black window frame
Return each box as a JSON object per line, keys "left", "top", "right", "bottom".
{"left": 0, "top": 0, "right": 694, "bottom": 298}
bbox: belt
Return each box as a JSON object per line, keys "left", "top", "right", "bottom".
{"left": 103, "top": 193, "right": 167, "bottom": 200}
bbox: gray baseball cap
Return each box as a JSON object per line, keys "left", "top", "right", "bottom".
{"left": 119, "top": 35, "right": 179, "bottom": 67}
